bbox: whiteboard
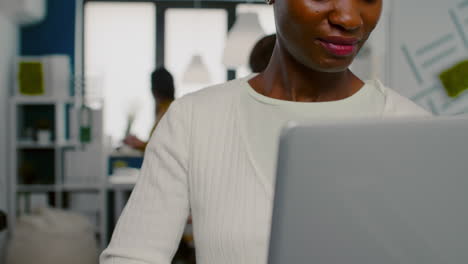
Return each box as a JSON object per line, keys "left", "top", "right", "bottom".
{"left": 389, "top": 0, "right": 468, "bottom": 115}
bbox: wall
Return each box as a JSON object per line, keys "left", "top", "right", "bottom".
{"left": 21, "top": 0, "right": 76, "bottom": 66}
{"left": 389, "top": 0, "right": 468, "bottom": 115}
{"left": 0, "top": 11, "right": 18, "bottom": 263}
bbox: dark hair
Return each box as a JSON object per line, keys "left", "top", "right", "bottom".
{"left": 249, "top": 34, "right": 276, "bottom": 73}
{"left": 151, "top": 67, "right": 175, "bottom": 100}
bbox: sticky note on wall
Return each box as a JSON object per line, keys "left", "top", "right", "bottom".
{"left": 18, "top": 61, "right": 45, "bottom": 96}
{"left": 439, "top": 60, "right": 468, "bottom": 98}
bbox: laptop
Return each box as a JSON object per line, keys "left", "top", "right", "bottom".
{"left": 268, "top": 117, "right": 468, "bottom": 264}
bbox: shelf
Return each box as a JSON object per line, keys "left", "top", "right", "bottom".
{"left": 17, "top": 184, "right": 106, "bottom": 192}
{"left": 13, "top": 96, "right": 75, "bottom": 105}
{"left": 17, "top": 185, "right": 58, "bottom": 192}
{"left": 17, "top": 141, "right": 78, "bottom": 149}
{"left": 17, "top": 141, "right": 54, "bottom": 149}
{"left": 62, "top": 184, "right": 103, "bottom": 192}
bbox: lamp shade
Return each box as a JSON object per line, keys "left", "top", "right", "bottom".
{"left": 183, "top": 55, "right": 211, "bottom": 84}
{"left": 222, "top": 12, "right": 266, "bottom": 69}
{"left": 0, "top": 0, "right": 46, "bottom": 25}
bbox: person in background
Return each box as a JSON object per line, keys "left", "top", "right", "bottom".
{"left": 123, "top": 67, "right": 175, "bottom": 151}
{"left": 249, "top": 34, "right": 276, "bottom": 73}
{"left": 102, "top": 0, "right": 431, "bottom": 263}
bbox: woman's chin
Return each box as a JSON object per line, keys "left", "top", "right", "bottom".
{"left": 307, "top": 62, "right": 353, "bottom": 73}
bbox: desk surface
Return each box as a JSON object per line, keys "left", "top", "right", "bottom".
{"left": 108, "top": 174, "right": 137, "bottom": 190}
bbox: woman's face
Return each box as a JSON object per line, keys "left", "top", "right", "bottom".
{"left": 274, "top": 0, "right": 382, "bottom": 72}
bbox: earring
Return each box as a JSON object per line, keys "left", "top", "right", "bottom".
{"left": 265, "top": 0, "right": 274, "bottom": 5}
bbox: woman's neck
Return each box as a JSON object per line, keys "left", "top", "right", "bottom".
{"left": 248, "top": 42, "right": 364, "bottom": 103}
{"left": 155, "top": 98, "right": 172, "bottom": 116}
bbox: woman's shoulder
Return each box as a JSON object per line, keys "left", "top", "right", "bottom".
{"left": 166, "top": 77, "right": 250, "bottom": 122}
{"left": 186, "top": 77, "right": 249, "bottom": 100}
{"left": 371, "top": 80, "right": 432, "bottom": 117}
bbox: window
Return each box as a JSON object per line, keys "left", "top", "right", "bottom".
{"left": 236, "top": 3, "right": 276, "bottom": 35}
{"left": 235, "top": 4, "right": 276, "bottom": 77}
{"left": 85, "top": 2, "right": 156, "bottom": 145}
{"left": 165, "top": 8, "right": 228, "bottom": 98}
{"left": 84, "top": 2, "right": 278, "bottom": 145}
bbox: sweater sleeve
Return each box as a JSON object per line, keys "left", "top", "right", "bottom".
{"left": 100, "top": 99, "right": 191, "bottom": 264}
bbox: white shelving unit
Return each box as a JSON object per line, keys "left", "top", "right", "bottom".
{"left": 8, "top": 95, "right": 109, "bottom": 250}
{"left": 7, "top": 54, "right": 110, "bottom": 253}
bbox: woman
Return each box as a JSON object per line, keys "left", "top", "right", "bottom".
{"left": 101, "top": 0, "right": 429, "bottom": 263}
{"left": 123, "top": 68, "right": 175, "bottom": 151}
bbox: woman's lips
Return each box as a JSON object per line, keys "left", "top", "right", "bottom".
{"left": 318, "top": 38, "right": 359, "bottom": 57}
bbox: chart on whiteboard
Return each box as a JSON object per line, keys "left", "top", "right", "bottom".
{"left": 390, "top": 0, "right": 468, "bottom": 115}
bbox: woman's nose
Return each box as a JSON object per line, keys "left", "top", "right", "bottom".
{"left": 328, "top": 0, "right": 363, "bottom": 32}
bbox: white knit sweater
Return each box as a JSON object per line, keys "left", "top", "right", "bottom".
{"left": 100, "top": 76, "right": 430, "bottom": 264}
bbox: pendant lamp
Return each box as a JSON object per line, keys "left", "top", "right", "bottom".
{"left": 183, "top": 54, "right": 211, "bottom": 83}
{"left": 222, "top": 12, "right": 266, "bottom": 69}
